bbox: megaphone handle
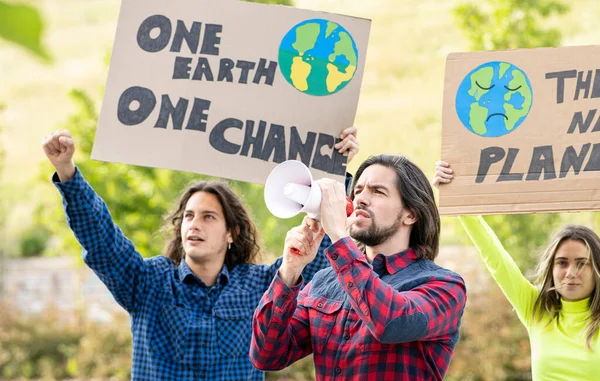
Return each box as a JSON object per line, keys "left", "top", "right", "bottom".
{"left": 345, "top": 196, "right": 354, "bottom": 216}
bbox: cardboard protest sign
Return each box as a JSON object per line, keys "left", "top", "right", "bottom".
{"left": 92, "top": 0, "right": 370, "bottom": 184}
{"left": 440, "top": 46, "right": 600, "bottom": 215}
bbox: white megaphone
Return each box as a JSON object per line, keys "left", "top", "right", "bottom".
{"left": 264, "top": 160, "right": 323, "bottom": 219}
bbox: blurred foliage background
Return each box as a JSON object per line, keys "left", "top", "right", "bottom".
{"left": 1, "top": 0, "right": 600, "bottom": 379}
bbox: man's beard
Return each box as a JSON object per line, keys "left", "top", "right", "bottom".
{"left": 349, "top": 210, "right": 403, "bottom": 247}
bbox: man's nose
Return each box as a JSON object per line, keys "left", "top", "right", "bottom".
{"left": 354, "top": 193, "right": 370, "bottom": 208}
{"left": 189, "top": 217, "right": 203, "bottom": 231}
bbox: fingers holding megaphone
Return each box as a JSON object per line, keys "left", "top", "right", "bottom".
{"left": 317, "top": 178, "right": 353, "bottom": 243}
{"left": 284, "top": 216, "right": 325, "bottom": 258}
{"left": 287, "top": 196, "right": 354, "bottom": 256}
{"left": 278, "top": 216, "right": 326, "bottom": 286}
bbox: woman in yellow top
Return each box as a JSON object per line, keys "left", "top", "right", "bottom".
{"left": 434, "top": 161, "right": 600, "bottom": 381}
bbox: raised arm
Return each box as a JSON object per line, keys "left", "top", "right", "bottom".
{"left": 44, "top": 130, "right": 149, "bottom": 314}
{"left": 251, "top": 205, "right": 343, "bottom": 369}
{"left": 434, "top": 160, "right": 538, "bottom": 326}
{"left": 459, "top": 216, "right": 538, "bottom": 326}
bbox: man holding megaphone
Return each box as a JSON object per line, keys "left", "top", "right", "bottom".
{"left": 251, "top": 154, "right": 467, "bottom": 380}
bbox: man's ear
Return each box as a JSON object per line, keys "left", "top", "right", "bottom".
{"left": 229, "top": 225, "right": 241, "bottom": 242}
{"left": 402, "top": 209, "right": 417, "bottom": 226}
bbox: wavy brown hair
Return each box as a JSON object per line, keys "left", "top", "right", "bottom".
{"left": 163, "top": 181, "right": 260, "bottom": 267}
{"left": 351, "top": 154, "right": 440, "bottom": 260}
{"left": 532, "top": 224, "right": 600, "bottom": 350}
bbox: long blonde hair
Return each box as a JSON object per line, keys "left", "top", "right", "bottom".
{"left": 532, "top": 225, "right": 600, "bottom": 350}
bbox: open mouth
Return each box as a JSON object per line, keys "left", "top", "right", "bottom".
{"left": 486, "top": 113, "right": 508, "bottom": 122}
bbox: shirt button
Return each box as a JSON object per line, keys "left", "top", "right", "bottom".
{"left": 271, "top": 322, "right": 279, "bottom": 328}
{"left": 199, "top": 374, "right": 205, "bottom": 379}
{"left": 348, "top": 282, "right": 353, "bottom": 287}
{"left": 335, "top": 367, "right": 341, "bottom": 374}
{"left": 201, "top": 342, "right": 207, "bottom": 348}
{"left": 317, "top": 303, "right": 323, "bottom": 308}
{"left": 343, "top": 333, "right": 350, "bottom": 340}
{"left": 282, "top": 295, "right": 289, "bottom": 300}
{"left": 331, "top": 254, "right": 339, "bottom": 260}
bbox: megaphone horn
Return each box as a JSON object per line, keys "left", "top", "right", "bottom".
{"left": 264, "top": 160, "right": 322, "bottom": 219}
{"left": 264, "top": 160, "right": 354, "bottom": 220}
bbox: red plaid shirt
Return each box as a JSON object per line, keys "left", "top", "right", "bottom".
{"left": 250, "top": 237, "right": 466, "bottom": 381}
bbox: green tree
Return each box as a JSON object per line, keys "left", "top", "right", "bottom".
{"left": 0, "top": 1, "right": 50, "bottom": 61}
{"left": 0, "top": 107, "right": 5, "bottom": 286}
{"left": 454, "top": 0, "right": 568, "bottom": 51}
{"left": 0, "top": 0, "right": 49, "bottom": 278}
{"left": 453, "top": 0, "right": 568, "bottom": 271}
{"left": 0, "top": 106, "right": 5, "bottom": 231}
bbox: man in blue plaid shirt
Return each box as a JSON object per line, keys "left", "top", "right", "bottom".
{"left": 42, "top": 128, "right": 358, "bottom": 381}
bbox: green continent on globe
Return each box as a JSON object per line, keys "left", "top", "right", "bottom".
{"left": 499, "top": 62, "right": 511, "bottom": 78}
{"left": 290, "top": 23, "right": 320, "bottom": 91}
{"left": 467, "top": 66, "right": 493, "bottom": 134}
{"left": 325, "top": 21, "right": 337, "bottom": 37}
{"left": 503, "top": 69, "right": 532, "bottom": 131}
{"left": 326, "top": 31, "right": 357, "bottom": 92}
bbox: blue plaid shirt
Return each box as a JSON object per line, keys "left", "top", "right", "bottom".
{"left": 54, "top": 168, "right": 351, "bottom": 381}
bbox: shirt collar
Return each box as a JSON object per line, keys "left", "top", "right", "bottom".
{"left": 371, "top": 248, "right": 420, "bottom": 276}
{"left": 561, "top": 297, "right": 590, "bottom": 314}
{"left": 178, "top": 260, "right": 230, "bottom": 287}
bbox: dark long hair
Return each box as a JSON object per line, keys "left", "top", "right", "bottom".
{"left": 532, "top": 224, "right": 600, "bottom": 350}
{"left": 351, "top": 154, "right": 440, "bottom": 260}
{"left": 163, "top": 181, "right": 260, "bottom": 267}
